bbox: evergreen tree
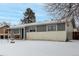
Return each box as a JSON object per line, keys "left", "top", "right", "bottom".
{"left": 21, "top": 8, "right": 36, "bottom": 24}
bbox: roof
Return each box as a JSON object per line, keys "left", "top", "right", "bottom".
{"left": 0, "top": 24, "right": 9, "bottom": 28}
{"left": 10, "top": 17, "right": 73, "bottom": 29}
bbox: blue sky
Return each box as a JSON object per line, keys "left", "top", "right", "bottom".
{"left": 0, "top": 3, "right": 51, "bottom": 25}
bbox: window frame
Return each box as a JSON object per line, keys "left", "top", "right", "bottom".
{"left": 48, "top": 24, "right": 56, "bottom": 31}
{"left": 57, "top": 23, "right": 65, "bottom": 31}
{"left": 37, "top": 25, "right": 46, "bottom": 32}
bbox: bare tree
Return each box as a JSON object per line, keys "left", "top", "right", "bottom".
{"left": 44, "top": 3, "right": 79, "bottom": 26}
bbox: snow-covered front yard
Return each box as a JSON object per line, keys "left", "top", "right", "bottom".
{"left": 0, "top": 39, "right": 79, "bottom": 56}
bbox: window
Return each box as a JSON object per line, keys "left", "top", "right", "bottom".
{"left": 1, "top": 35, "right": 3, "bottom": 39}
{"left": 48, "top": 24, "right": 56, "bottom": 31}
{"left": 25, "top": 27, "right": 30, "bottom": 32}
{"left": 30, "top": 30, "right": 35, "bottom": 32}
{"left": 37, "top": 25, "right": 46, "bottom": 32}
{"left": 5, "top": 35, "right": 8, "bottom": 39}
{"left": 57, "top": 23, "right": 65, "bottom": 31}
{"left": 29, "top": 26, "right": 36, "bottom": 32}
{"left": 12, "top": 29, "right": 19, "bottom": 34}
{"left": 5, "top": 29, "right": 8, "bottom": 34}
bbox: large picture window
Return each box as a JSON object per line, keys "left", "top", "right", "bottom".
{"left": 57, "top": 23, "right": 65, "bottom": 31}
{"left": 48, "top": 24, "right": 56, "bottom": 31}
{"left": 37, "top": 25, "right": 46, "bottom": 32}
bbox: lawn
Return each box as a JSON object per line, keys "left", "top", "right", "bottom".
{"left": 0, "top": 39, "right": 79, "bottom": 56}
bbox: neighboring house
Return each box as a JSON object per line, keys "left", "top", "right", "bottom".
{"left": 0, "top": 25, "right": 10, "bottom": 39}
{"left": 10, "top": 16, "right": 75, "bottom": 41}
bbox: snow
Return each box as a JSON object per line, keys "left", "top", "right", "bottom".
{"left": 0, "top": 39, "right": 79, "bottom": 56}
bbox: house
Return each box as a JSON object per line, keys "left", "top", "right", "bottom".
{"left": 0, "top": 25, "right": 10, "bottom": 39}
{"left": 9, "top": 16, "right": 75, "bottom": 41}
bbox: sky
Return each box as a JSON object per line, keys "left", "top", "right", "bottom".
{"left": 0, "top": 3, "right": 51, "bottom": 25}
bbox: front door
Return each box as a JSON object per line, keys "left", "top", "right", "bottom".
{"left": 22, "top": 28, "right": 24, "bottom": 39}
